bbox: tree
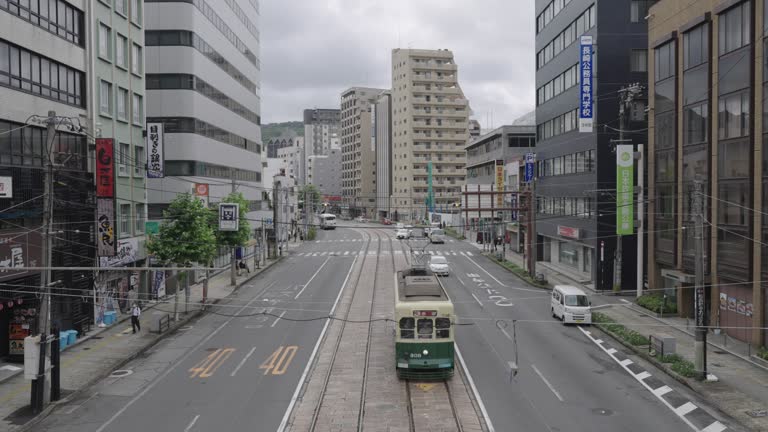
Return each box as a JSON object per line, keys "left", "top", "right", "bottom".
{"left": 215, "top": 192, "right": 251, "bottom": 286}
{"left": 300, "top": 184, "right": 322, "bottom": 211}
{"left": 146, "top": 194, "right": 216, "bottom": 319}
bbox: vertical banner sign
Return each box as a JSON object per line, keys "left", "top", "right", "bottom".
{"left": 524, "top": 153, "right": 535, "bottom": 183}
{"left": 579, "top": 35, "right": 594, "bottom": 133}
{"left": 97, "top": 198, "right": 116, "bottom": 257}
{"left": 218, "top": 203, "right": 239, "bottom": 231}
{"left": 616, "top": 145, "right": 634, "bottom": 235}
{"left": 495, "top": 162, "right": 505, "bottom": 208}
{"left": 147, "top": 122, "right": 164, "bottom": 178}
{"left": 95, "top": 139, "right": 114, "bottom": 198}
{"left": 427, "top": 161, "right": 434, "bottom": 213}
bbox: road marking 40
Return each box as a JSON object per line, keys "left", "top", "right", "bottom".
{"left": 189, "top": 348, "right": 235, "bottom": 378}
{"left": 260, "top": 346, "right": 298, "bottom": 375}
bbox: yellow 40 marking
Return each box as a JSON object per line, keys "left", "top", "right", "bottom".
{"left": 260, "top": 346, "right": 298, "bottom": 375}
{"left": 189, "top": 348, "right": 236, "bottom": 378}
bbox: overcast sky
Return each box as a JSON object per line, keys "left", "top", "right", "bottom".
{"left": 260, "top": 0, "right": 535, "bottom": 128}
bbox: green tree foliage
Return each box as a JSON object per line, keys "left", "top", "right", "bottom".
{"left": 215, "top": 192, "right": 251, "bottom": 247}
{"left": 147, "top": 194, "right": 217, "bottom": 266}
{"left": 300, "top": 184, "right": 322, "bottom": 211}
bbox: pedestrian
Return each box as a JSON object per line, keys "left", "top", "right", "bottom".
{"left": 131, "top": 303, "right": 141, "bottom": 334}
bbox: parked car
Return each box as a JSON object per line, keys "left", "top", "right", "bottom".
{"left": 395, "top": 229, "right": 411, "bottom": 240}
{"left": 404, "top": 225, "right": 414, "bottom": 236}
{"left": 429, "top": 228, "right": 446, "bottom": 244}
{"left": 355, "top": 216, "right": 369, "bottom": 223}
{"left": 429, "top": 256, "right": 450, "bottom": 276}
{"left": 551, "top": 285, "right": 592, "bottom": 325}
{"left": 383, "top": 218, "right": 392, "bottom": 225}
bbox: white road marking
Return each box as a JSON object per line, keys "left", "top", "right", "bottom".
{"left": 457, "top": 276, "right": 466, "bottom": 287}
{"left": 464, "top": 255, "right": 507, "bottom": 287}
{"left": 344, "top": 251, "right": 349, "bottom": 255}
{"left": 184, "top": 415, "right": 200, "bottom": 432}
{"left": 636, "top": 371, "right": 651, "bottom": 380}
{"left": 230, "top": 347, "right": 257, "bottom": 377}
{"left": 277, "top": 247, "right": 361, "bottom": 432}
{"left": 270, "top": 311, "right": 287, "bottom": 327}
{"left": 701, "top": 422, "right": 727, "bottom": 432}
{"left": 619, "top": 359, "right": 634, "bottom": 367}
{"left": 471, "top": 293, "right": 483, "bottom": 307}
{"left": 674, "top": 402, "right": 697, "bottom": 416}
{"left": 294, "top": 256, "right": 332, "bottom": 299}
{"left": 653, "top": 385, "right": 673, "bottom": 397}
{"left": 531, "top": 364, "right": 564, "bottom": 402}
{"left": 620, "top": 299, "right": 630, "bottom": 303}
{"left": 594, "top": 339, "right": 604, "bottom": 344}
{"left": 606, "top": 348, "right": 617, "bottom": 354}
{"left": 455, "top": 345, "right": 496, "bottom": 432}
{"left": 577, "top": 326, "right": 703, "bottom": 432}
{"left": 0, "top": 365, "right": 21, "bottom": 372}
{"left": 320, "top": 252, "right": 327, "bottom": 256}
{"left": 64, "top": 392, "right": 100, "bottom": 414}
{"left": 466, "top": 251, "right": 474, "bottom": 256}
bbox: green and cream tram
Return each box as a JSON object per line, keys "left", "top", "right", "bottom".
{"left": 394, "top": 269, "right": 455, "bottom": 379}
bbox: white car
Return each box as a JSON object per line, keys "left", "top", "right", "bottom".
{"left": 429, "top": 256, "right": 450, "bottom": 276}
{"left": 395, "top": 229, "right": 411, "bottom": 239}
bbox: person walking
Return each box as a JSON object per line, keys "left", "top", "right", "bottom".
{"left": 131, "top": 303, "right": 141, "bottom": 334}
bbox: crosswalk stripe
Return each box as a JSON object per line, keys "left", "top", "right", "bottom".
{"left": 466, "top": 251, "right": 473, "bottom": 256}
{"left": 344, "top": 251, "right": 349, "bottom": 255}
{"left": 674, "top": 402, "right": 697, "bottom": 416}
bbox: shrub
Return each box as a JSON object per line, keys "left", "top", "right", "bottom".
{"left": 592, "top": 312, "right": 649, "bottom": 346}
{"left": 636, "top": 294, "right": 677, "bottom": 314}
{"left": 758, "top": 346, "right": 768, "bottom": 361}
{"left": 670, "top": 358, "right": 697, "bottom": 378}
{"left": 307, "top": 227, "right": 317, "bottom": 241}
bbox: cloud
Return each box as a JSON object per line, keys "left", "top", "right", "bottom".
{"left": 260, "top": 0, "right": 535, "bottom": 127}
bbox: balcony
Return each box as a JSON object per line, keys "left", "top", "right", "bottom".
{"left": 412, "top": 62, "right": 458, "bottom": 72}
{"left": 412, "top": 97, "right": 468, "bottom": 107}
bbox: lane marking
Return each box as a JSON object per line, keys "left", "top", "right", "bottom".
{"left": 457, "top": 275, "right": 466, "bottom": 287}
{"left": 577, "top": 326, "right": 702, "bottom": 432}
{"left": 594, "top": 339, "right": 604, "bottom": 344}
{"left": 344, "top": 251, "right": 349, "bottom": 255}
{"left": 260, "top": 346, "right": 298, "bottom": 375}
{"left": 636, "top": 371, "right": 651, "bottom": 380}
{"left": 271, "top": 311, "right": 287, "bottom": 327}
{"left": 701, "top": 422, "right": 727, "bottom": 432}
{"left": 471, "top": 293, "right": 483, "bottom": 307}
{"left": 64, "top": 392, "right": 100, "bottom": 414}
{"left": 230, "top": 347, "right": 257, "bottom": 377}
{"left": 277, "top": 248, "right": 361, "bottom": 432}
{"left": 653, "top": 385, "right": 673, "bottom": 397}
{"left": 464, "top": 255, "right": 507, "bottom": 287}
{"left": 674, "top": 402, "right": 697, "bottom": 417}
{"left": 189, "top": 348, "right": 235, "bottom": 378}
{"left": 455, "top": 345, "right": 496, "bottom": 432}
{"left": 184, "top": 415, "right": 200, "bottom": 432}
{"left": 606, "top": 348, "right": 617, "bottom": 354}
{"left": 531, "top": 364, "right": 564, "bottom": 402}
{"left": 619, "top": 359, "right": 634, "bottom": 367}
{"left": 95, "top": 291, "right": 268, "bottom": 432}
{"left": 294, "top": 256, "right": 332, "bottom": 299}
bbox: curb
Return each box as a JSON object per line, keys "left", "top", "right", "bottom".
{"left": 481, "top": 252, "right": 551, "bottom": 291}
{"left": 14, "top": 257, "right": 284, "bottom": 432}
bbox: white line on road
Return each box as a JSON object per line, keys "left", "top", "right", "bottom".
{"left": 294, "top": 256, "right": 332, "bottom": 299}
{"left": 701, "top": 422, "right": 727, "bottom": 432}
{"left": 455, "top": 345, "right": 496, "bottom": 432}
{"left": 471, "top": 293, "right": 483, "bottom": 307}
{"left": 64, "top": 392, "right": 99, "bottom": 414}
{"left": 230, "top": 347, "right": 257, "bottom": 377}
{"left": 619, "top": 359, "right": 633, "bottom": 367}
{"left": 653, "top": 385, "right": 673, "bottom": 397}
{"left": 464, "top": 255, "right": 507, "bottom": 287}
{"left": 674, "top": 402, "right": 697, "bottom": 417}
{"left": 499, "top": 324, "right": 514, "bottom": 342}
{"left": 635, "top": 371, "right": 651, "bottom": 380}
{"left": 270, "top": 310, "right": 287, "bottom": 327}
{"left": 184, "top": 415, "right": 200, "bottom": 432}
{"left": 531, "top": 364, "right": 564, "bottom": 402}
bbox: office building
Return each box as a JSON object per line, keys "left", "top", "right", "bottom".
{"left": 144, "top": 0, "right": 263, "bottom": 221}
{"left": 647, "top": 0, "right": 765, "bottom": 345}
{"left": 307, "top": 148, "right": 342, "bottom": 199}
{"left": 277, "top": 141, "right": 303, "bottom": 185}
{"left": 0, "top": 1, "right": 95, "bottom": 358}
{"left": 340, "top": 87, "right": 385, "bottom": 218}
{"left": 375, "top": 91, "right": 392, "bottom": 220}
{"left": 391, "top": 48, "right": 469, "bottom": 222}
{"left": 534, "top": 0, "right": 649, "bottom": 289}
{"left": 267, "top": 135, "right": 301, "bottom": 159}
{"left": 304, "top": 108, "right": 341, "bottom": 157}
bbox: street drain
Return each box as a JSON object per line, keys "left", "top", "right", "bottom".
{"left": 591, "top": 408, "right": 613, "bottom": 416}
{"left": 109, "top": 370, "right": 133, "bottom": 378}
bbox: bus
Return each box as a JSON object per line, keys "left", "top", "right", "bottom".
{"left": 319, "top": 213, "right": 336, "bottom": 230}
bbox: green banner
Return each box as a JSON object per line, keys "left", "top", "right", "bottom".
{"left": 616, "top": 145, "right": 634, "bottom": 235}
{"left": 145, "top": 221, "right": 160, "bottom": 236}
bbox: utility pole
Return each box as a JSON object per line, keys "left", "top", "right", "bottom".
{"left": 526, "top": 188, "right": 535, "bottom": 277}
{"left": 693, "top": 176, "right": 707, "bottom": 380}
{"left": 230, "top": 176, "right": 236, "bottom": 286}
{"left": 612, "top": 83, "right": 643, "bottom": 292}
{"left": 33, "top": 111, "right": 56, "bottom": 413}
{"left": 636, "top": 144, "right": 645, "bottom": 297}
{"left": 273, "top": 181, "right": 279, "bottom": 257}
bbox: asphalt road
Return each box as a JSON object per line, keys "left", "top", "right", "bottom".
{"left": 33, "top": 227, "right": 364, "bottom": 432}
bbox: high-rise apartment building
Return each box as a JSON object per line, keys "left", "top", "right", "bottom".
{"left": 534, "top": 0, "right": 650, "bottom": 290}
{"left": 390, "top": 49, "right": 469, "bottom": 221}
{"left": 144, "top": 0, "right": 262, "bottom": 220}
{"left": 0, "top": 1, "right": 95, "bottom": 356}
{"left": 89, "top": 0, "right": 149, "bottom": 296}
{"left": 340, "top": 87, "right": 385, "bottom": 218}
{"left": 308, "top": 148, "right": 342, "bottom": 199}
{"left": 375, "top": 91, "right": 392, "bottom": 220}
{"left": 304, "top": 108, "right": 341, "bottom": 157}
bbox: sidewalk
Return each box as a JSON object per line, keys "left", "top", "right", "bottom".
{"left": 0, "top": 256, "right": 283, "bottom": 432}
{"left": 459, "top": 230, "right": 768, "bottom": 431}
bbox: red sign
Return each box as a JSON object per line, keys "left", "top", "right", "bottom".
{"left": 557, "top": 226, "right": 580, "bottom": 239}
{"left": 194, "top": 183, "right": 209, "bottom": 196}
{"left": 324, "top": 195, "right": 342, "bottom": 202}
{"left": 413, "top": 310, "right": 437, "bottom": 317}
{"left": 96, "top": 139, "right": 114, "bottom": 198}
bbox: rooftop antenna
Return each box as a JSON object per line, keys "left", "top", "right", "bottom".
{"left": 402, "top": 236, "right": 431, "bottom": 272}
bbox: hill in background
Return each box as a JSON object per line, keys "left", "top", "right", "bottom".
{"left": 262, "top": 121, "right": 304, "bottom": 141}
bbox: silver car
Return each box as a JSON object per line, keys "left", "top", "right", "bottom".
{"left": 429, "top": 256, "right": 450, "bottom": 276}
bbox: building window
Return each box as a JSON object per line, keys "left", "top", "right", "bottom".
{"left": 116, "top": 0, "right": 127, "bottom": 15}
{"left": 131, "top": 43, "right": 141, "bottom": 75}
{"left": 117, "top": 87, "right": 128, "bottom": 121}
{"left": 100, "top": 80, "right": 112, "bottom": 115}
{"left": 98, "top": 23, "right": 111, "bottom": 60}
{"left": 630, "top": 49, "right": 648, "bottom": 72}
{"left": 135, "top": 203, "right": 145, "bottom": 233}
{"left": 683, "top": 103, "right": 708, "bottom": 145}
{"left": 655, "top": 41, "right": 675, "bottom": 81}
{"left": 130, "top": 0, "right": 141, "bottom": 24}
{"left": 0, "top": 0, "right": 84, "bottom": 46}
{"left": 134, "top": 145, "right": 144, "bottom": 176}
{"left": 630, "top": 0, "right": 656, "bottom": 23}
{"left": 718, "top": 90, "right": 750, "bottom": 139}
{"left": 119, "top": 142, "right": 130, "bottom": 176}
{"left": 116, "top": 34, "right": 127, "bottom": 68}
{"left": 120, "top": 203, "right": 131, "bottom": 236}
{"left": 719, "top": 2, "right": 751, "bottom": 56}
{"left": 132, "top": 93, "right": 142, "bottom": 125}
{"left": 684, "top": 24, "right": 708, "bottom": 70}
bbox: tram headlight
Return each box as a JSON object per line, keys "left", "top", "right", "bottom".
{"left": 423, "top": 349, "right": 429, "bottom": 356}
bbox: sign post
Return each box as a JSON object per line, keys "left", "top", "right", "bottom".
{"left": 579, "top": 35, "right": 593, "bottom": 133}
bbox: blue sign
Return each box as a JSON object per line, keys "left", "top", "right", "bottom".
{"left": 524, "top": 153, "right": 535, "bottom": 183}
{"left": 579, "top": 35, "right": 593, "bottom": 133}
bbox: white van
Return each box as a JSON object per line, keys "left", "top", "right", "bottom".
{"left": 551, "top": 285, "right": 591, "bottom": 324}
{"left": 319, "top": 213, "right": 336, "bottom": 230}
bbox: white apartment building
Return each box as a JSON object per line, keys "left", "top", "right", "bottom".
{"left": 144, "top": 0, "right": 262, "bottom": 220}
{"left": 391, "top": 49, "right": 469, "bottom": 221}
{"left": 340, "top": 87, "right": 385, "bottom": 218}
{"left": 303, "top": 108, "right": 340, "bottom": 157}
{"left": 375, "top": 91, "right": 392, "bottom": 219}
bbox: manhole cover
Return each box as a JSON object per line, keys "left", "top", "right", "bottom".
{"left": 746, "top": 410, "right": 767, "bottom": 418}
{"left": 109, "top": 370, "right": 133, "bottom": 378}
{"left": 591, "top": 408, "right": 613, "bottom": 416}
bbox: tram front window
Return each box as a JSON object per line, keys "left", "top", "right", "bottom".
{"left": 399, "top": 317, "right": 415, "bottom": 339}
{"left": 435, "top": 318, "right": 450, "bottom": 338}
{"left": 417, "top": 319, "right": 433, "bottom": 339}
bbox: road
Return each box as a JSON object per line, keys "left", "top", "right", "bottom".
{"left": 33, "top": 227, "right": 365, "bottom": 432}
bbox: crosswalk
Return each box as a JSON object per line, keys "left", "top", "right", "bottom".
{"left": 312, "top": 239, "right": 456, "bottom": 243}
{"left": 292, "top": 250, "right": 473, "bottom": 257}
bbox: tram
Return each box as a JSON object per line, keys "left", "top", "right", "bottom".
{"left": 319, "top": 213, "right": 336, "bottom": 230}
{"left": 394, "top": 267, "right": 455, "bottom": 379}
